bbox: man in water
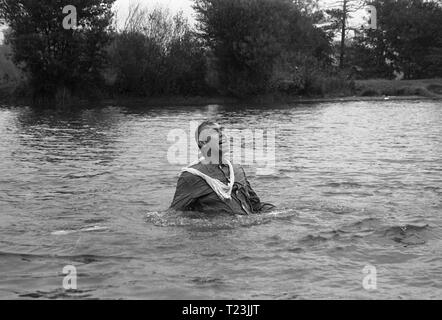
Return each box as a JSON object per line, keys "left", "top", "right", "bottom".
{"left": 169, "top": 121, "right": 275, "bottom": 215}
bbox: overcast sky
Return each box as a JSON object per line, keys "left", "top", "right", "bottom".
{"left": 113, "top": 0, "right": 366, "bottom": 29}
{"left": 113, "top": 0, "right": 195, "bottom": 26}
{"left": 1, "top": 0, "right": 366, "bottom": 43}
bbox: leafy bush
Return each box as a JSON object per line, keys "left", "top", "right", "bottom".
{"left": 108, "top": 5, "right": 210, "bottom": 97}
{"left": 194, "top": 0, "right": 333, "bottom": 97}
{"left": 0, "top": 0, "right": 115, "bottom": 105}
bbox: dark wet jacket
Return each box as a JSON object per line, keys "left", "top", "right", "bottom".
{"left": 170, "top": 163, "right": 275, "bottom": 215}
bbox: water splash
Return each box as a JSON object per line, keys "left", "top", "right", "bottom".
{"left": 145, "top": 209, "right": 298, "bottom": 230}
{"left": 51, "top": 226, "right": 109, "bottom": 236}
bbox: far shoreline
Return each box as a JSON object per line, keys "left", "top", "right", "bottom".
{"left": 100, "top": 78, "right": 442, "bottom": 107}
{"left": 1, "top": 94, "right": 440, "bottom": 109}
{"left": 101, "top": 94, "right": 441, "bottom": 108}
{"left": 1, "top": 79, "right": 442, "bottom": 108}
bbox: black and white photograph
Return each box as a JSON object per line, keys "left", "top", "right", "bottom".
{"left": 0, "top": 0, "right": 441, "bottom": 303}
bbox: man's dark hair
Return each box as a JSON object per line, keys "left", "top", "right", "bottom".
{"left": 195, "top": 120, "right": 218, "bottom": 149}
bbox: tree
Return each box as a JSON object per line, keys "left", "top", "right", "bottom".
{"left": 193, "top": 0, "right": 332, "bottom": 96}
{"left": 109, "top": 4, "right": 209, "bottom": 96}
{"left": 293, "top": 0, "right": 320, "bottom": 15}
{"left": 0, "top": 0, "right": 115, "bottom": 103}
{"left": 353, "top": 0, "right": 442, "bottom": 79}
{"left": 323, "top": 0, "right": 366, "bottom": 68}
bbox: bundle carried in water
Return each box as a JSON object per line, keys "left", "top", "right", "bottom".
{"left": 181, "top": 157, "right": 234, "bottom": 200}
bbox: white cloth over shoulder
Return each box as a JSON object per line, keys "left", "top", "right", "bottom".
{"left": 181, "top": 157, "right": 235, "bottom": 200}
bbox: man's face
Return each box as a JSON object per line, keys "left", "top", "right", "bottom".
{"left": 199, "top": 123, "right": 227, "bottom": 156}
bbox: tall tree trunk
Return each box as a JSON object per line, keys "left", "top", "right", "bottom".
{"left": 339, "top": 0, "right": 347, "bottom": 69}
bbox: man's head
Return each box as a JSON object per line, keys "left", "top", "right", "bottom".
{"left": 195, "top": 121, "right": 227, "bottom": 160}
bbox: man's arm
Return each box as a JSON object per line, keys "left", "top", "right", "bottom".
{"left": 169, "top": 172, "right": 211, "bottom": 211}
{"left": 170, "top": 173, "right": 196, "bottom": 211}
{"left": 242, "top": 168, "right": 275, "bottom": 213}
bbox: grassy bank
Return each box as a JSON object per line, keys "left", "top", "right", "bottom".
{"left": 354, "top": 79, "right": 442, "bottom": 98}
{"left": 1, "top": 78, "right": 442, "bottom": 107}
{"left": 102, "top": 79, "right": 442, "bottom": 106}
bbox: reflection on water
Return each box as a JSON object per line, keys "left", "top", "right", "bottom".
{"left": 0, "top": 100, "right": 441, "bottom": 299}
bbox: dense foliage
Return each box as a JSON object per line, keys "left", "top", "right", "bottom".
{"left": 1, "top": 0, "right": 441, "bottom": 104}
{"left": 0, "top": 0, "right": 115, "bottom": 103}
{"left": 347, "top": 0, "right": 442, "bottom": 79}
{"left": 193, "top": 0, "right": 334, "bottom": 96}
{"left": 109, "top": 6, "right": 209, "bottom": 96}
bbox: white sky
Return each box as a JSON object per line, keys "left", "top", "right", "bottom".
{"left": 115, "top": 0, "right": 194, "bottom": 14}
{"left": 1, "top": 0, "right": 366, "bottom": 44}
{"left": 113, "top": 0, "right": 195, "bottom": 27}
{"left": 113, "top": 0, "right": 366, "bottom": 28}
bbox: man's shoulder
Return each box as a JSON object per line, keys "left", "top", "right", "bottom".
{"left": 179, "top": 164, "right": 208, "bottom": 182}
{"left": 189, "top": 162, "right": 204, "bottom": 170}
{"left": 179, "top": 170, "right": 198, "bottom": 181}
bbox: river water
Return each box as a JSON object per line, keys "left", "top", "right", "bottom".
{"left": 0, "top": 100, "right": 441, "bottom": 299}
